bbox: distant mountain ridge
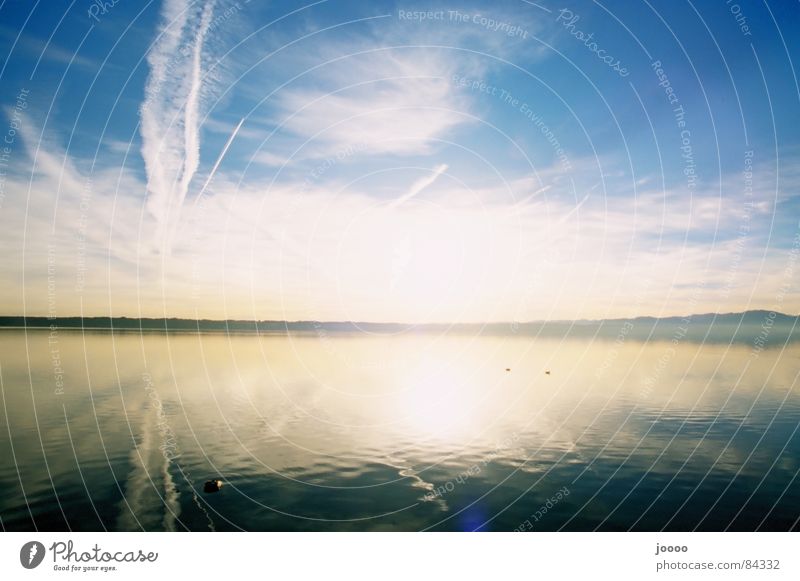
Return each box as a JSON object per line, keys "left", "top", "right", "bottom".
{"left": 603, "top": 310, "right": 798, "bottom": 325}
{"left": 0, "top": 310, "right": 797, "bottom": 339}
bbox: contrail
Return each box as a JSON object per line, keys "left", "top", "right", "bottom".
{"left": 511, "top": 184, "right": 552, "bottom": 210}
{"left": 387, "top": 163, "right": 448, "bottom": 209}
{"left": 186, "top": 117, "right": 319, "bottom": 273}
{"left": 522, "top": 182, "right": 600, "bottom": 258}
{"left": 140, "top": 0, "right": 217, "bottom": 250}
{"left": 194, "top": 117, "right": 245, "bottom": 203}
{"left": 557, "top": 182, "right": 597, "bottom": 224}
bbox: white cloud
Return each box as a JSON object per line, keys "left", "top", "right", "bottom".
{"left": 0, "top": 24, "right": 102, "bottom": 71}
{"left": 3, "top": 122, "right": 798, "bottom": 322}
{"left": 139, "top": 0, "right": 217, "bottom": 246}
{"left": 270, "top": 50, "right": 473, "bottom": 158}
{"left": 251, "top": 151, "right": 294, "bottom": 167}
{"left": 3, "top": 7, "right": 798, "bottom": 323}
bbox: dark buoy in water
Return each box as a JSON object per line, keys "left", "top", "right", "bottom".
{"left": 505, "top": 368, "right": 511, "bottom": 372}
{"left": 545, "top": 370, "right": 551, "bottom": 375}
{"left": 204, "top": 479, "right": 223, "bottom": 493}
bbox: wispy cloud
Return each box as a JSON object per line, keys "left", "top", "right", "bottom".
{"left": 2, "top": 115, "right": 797, "bottom": 322}
{"left": 272, "top": 52, "right": 471, "bottom": 158}
{"left": 3, "top": 2, "right": 798, "bottom": 322}
{"left": 140, "top": 0, "right": 217, "bottom": 248}
{"left": 231, "top": 10, "right": 546, "bottom": 168}
{"left": 0, "top": 24, "right": 100, "bottom": 72}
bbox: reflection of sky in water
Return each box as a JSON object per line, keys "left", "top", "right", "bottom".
{"left": 0, "top": 329, "right": 798, "bottom": 531}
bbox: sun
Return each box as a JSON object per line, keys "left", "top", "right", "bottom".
{"left": 322, "top": 198, "right": 525, "bottom": 323}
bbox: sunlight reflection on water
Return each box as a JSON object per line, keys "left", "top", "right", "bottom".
{"left": 0, "top": 329, "right": 798, "bottom": 531}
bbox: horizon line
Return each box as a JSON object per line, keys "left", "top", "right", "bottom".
{"left": 0, "top": 309, "right": 797, "bottom": 327}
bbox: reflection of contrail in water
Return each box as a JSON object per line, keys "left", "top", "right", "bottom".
{"left": 384, "top": 455, "right": 448, "bottom": 512}
{"left": 150, "top": 391, "right": 180, "bottom": 532}
{"left": 160, "top": 447, "right": 180, "bottom": 532}
{"left": 119, "top": 401, "right": 160, "bottom": 530}
{"left": 120, "top": 390, "right": 182, "bottom": 531}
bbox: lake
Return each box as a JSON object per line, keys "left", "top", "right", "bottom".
{"left": 1, "top": 328, "right": 798, "bottom": 531}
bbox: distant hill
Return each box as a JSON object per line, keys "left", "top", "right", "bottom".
{"left": 611, "top": 310, "right": 799, "bottom": 325}
{"left": 0, "top": 311, "right": 797, "bottom": 345}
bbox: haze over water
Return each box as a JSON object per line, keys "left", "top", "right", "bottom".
{"left": 1, "top": 328, "right": 798, "bottom": 531}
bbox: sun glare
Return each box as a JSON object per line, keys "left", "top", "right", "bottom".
{"left": 315, "top": 198, "right": 526, "bottom": 323}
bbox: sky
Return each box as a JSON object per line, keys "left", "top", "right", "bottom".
{"left": 0, "top": 0, "right": 798, "bottom": 323}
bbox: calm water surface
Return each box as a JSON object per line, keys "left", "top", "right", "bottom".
{"left": 1, "top": 329, "right": 798, "bottom": 531}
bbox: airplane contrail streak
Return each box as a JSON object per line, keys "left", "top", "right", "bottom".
{"left": 194, "top": 117, "right": 245, "bottom": 203}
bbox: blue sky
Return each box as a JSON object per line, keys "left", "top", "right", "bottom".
{"left": 0, "top": 0, "right": 798, "bottom": 322}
